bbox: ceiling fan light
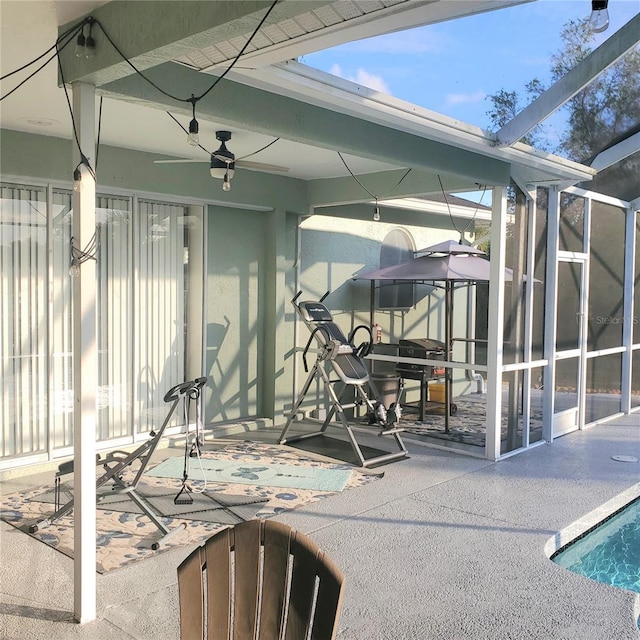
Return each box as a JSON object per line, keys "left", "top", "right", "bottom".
{"left": 210, "top": 156, "right": 235, "bottom": 179}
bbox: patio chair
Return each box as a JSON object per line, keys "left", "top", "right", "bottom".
{"left": 177, "top": 519, "right": 345, "bottom": 640}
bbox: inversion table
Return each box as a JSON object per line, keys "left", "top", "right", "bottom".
{"left": 29, "top": 377, "right": 206, "bottom": 550}
{"left": 279, "top": 292, "right": 408, "bottom": 467}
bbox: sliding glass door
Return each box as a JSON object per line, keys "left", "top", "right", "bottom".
{"left": 0, "top": 182, "right": 201, "bottom": 467}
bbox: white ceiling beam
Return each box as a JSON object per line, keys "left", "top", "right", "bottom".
{"left": 590, "top": 131, "right": 640, "bottom": 171}
{"left": 100, "top": 62, "right": 513, "bottom": 186}
{"left": 495, "top": 12, "right": 640, "bottom": 147}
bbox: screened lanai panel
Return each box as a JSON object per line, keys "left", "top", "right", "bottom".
{"left": 0, "top": 185, "right": 47, "bottom": 457}
{"left": 559, "top": 193, "right": 585, "bottom": 253}
{"left": 632, "top": 350, "right": 640, "bottom": 409}
{"left": 587, "top": 201, "right": 625, "bottom": 351}
{"left": 136, "top": 200, "right": 188, "bottom": 432}
{"left": 634, "top": 212, "right": 640, "bottom": 345}
{"left": 503, "top": 185, "right": 528, "bottom": 366}
{"left": 532, "top": 188, "right": 549, "bottom": 362}
{"left": 586, "top": 353, "right": 622, "bottom": 422}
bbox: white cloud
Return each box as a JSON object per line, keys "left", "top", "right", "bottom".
{"left": 328, "top": 64, "right": 390, "bottom": 94}
{"left": 445, "top": 91, "right": 486, "bottom": 106}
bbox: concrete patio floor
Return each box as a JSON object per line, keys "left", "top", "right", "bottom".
{"left": 1, "top": 414, "right": 639, "bottom": 639}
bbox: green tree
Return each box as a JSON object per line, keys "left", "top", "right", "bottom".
{"left": 487, "top": 18, "right": 640, "bottom": 165}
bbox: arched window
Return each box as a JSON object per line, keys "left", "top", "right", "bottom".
{"left": 379, "top": 229, "right": 415, "bottom": 309}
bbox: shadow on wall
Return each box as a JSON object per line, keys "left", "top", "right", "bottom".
{"left": 206, "top": 318, "right": 231, "bottom": 422}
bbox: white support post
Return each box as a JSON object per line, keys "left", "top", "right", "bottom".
{"left": 543, "top": 188, "right": 560, "bottom": 442}
{"left": 522, "top": 185, "right": 537, "bottom": 449}
{"left": 485, "top": 186, "right": 507, "bottom": 461}
{"left": 621, "top": 205, "right": 636, "bottom": 413}
{"left": 71, "top": 81, "right": 97, "bottom": 624}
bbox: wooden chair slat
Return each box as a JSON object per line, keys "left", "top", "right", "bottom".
{"left": 233, "top": 519, "right": 262, "bottom": 640}
{"left": 284, "top": 536, "right": 319, "bottom": 640}
{"left": 310, "top": 554, "right": 345, "bottom": 640}
{"left": 258, "top": 521, "right": 291, "bottom": 640}
{"left": 178, "top": 547, "right": 206, "bottom": 640}
{"left": 204, "top": 528, "right": 232, "bottom": 640}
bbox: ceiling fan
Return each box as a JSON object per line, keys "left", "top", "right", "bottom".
{"left": 154, "top": 131, "right": 289, "bottom": 190}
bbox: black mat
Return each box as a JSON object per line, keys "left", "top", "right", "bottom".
{"left": 285, "top": 434, "right": 399, "bottom": 467}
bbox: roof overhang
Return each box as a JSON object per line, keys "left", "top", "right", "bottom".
{"left": 228, "top": 60, "right": 597, "bottom": 185}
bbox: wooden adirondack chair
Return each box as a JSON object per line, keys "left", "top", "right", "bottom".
{"left": 177, "top": 519, "right": 345, "bottom": 640}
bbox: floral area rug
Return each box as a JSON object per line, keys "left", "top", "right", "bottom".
{"left": 0, "top": 441, "right": 381, "bottom": 573}
{"left": 400, "top": 398, "right": 543, "bottom": 447}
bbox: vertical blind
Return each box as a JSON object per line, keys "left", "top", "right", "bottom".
{"left": 0, "top": 184, "right": 192, "bottom": 462}
{"left": 0, "top": 185, "right": 48, "bottom": 457}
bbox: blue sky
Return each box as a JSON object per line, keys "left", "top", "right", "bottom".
{"left": 302, "top": 0, "right": 639, "bottom": 133}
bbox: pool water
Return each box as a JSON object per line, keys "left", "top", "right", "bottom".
{"left": 552, "top": 497, "right": 640, "bottom": 594}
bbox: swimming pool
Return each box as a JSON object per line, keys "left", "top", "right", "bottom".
{"left": 551, "top": 496, "right": 640, "bottom": 594}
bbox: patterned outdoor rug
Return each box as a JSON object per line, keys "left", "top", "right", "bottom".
{"left": 401, "top": 398, "right": 543, "bottom": 447}
{"left": 0, "top": 441, "right": 381, "bottom": 573}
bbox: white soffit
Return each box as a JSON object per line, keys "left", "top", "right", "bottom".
{"left": 228, "top": 60, "right": 596, "bottom": 184}
{"left": 380, "top": 197, "right": 493, "bottom": 221}
{"left": 173, "top": 0, "right": 533, "bottom": 71}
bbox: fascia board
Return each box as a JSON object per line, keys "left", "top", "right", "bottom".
{"left": 229, "top": 61, "right": 596, "bottom": 183}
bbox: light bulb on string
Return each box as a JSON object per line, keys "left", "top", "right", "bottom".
{"left": 69, "top": 261, "right": 81, "bottom": 278}
{"left": 74, "top": 29, "right": 86, "bottom": 58}
{"left": 373, "top": 201, "right": 380, "bottom": 222}
{"left": 589, "top": 0, "right": 609, "bottom": 33}
{"left": 84, "top": 33, "right": 96, "bottom": 59}
{"left": 222, "top": 172, "right": 231, "bottom": 192}
{"left": 187, "top": 96, "right": 199, "bottom": 146}
{"left": 73, "top": 166, "right": 83, "bottom": 192}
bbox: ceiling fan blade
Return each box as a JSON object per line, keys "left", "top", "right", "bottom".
{"left": 153, "top": 158, "right": 206, "bottom": 164}
{"left": 153, "top": 158, "right": 289, "bottom": 173}
{"left": 237, "top": 160, "right": 289, "bottom": 173}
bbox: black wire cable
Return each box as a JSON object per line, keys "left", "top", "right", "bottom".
{"left": 196, "top": 0, "right": 279, "bottom": 102}
{"left": 237, "top": 136, "right": 280, "bottom": 161}
{"left": 0, "top": 20, "right": 83, "bottom": 81}
{"left": 95, "top": 96, "right": 104, "bottom": 171}
{"left": 338, "top": 151, "right": 412, "bottom": 200}
{"left": 92, "top": 0, "right": 279, "bottom": 106}
{"left": 165, "top": 109, "right": 280, "bottom": 161}
{"left": 56, "top": 37, "right": 96, "bottom": 182}
{"left": 0, "top": 25, "right": 81, "bottom": 101}
{"left": 437, "top": 174, "right": 487, "bottom": 236}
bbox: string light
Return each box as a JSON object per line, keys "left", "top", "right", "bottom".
{"left": 589, "top": 0, "right": 609, "bottom": 33}
{"left": 187, "top": 95, "right": 199, "bottom": 146}
{"left": 337, "top": 152, "right": 411, "bottom": 223}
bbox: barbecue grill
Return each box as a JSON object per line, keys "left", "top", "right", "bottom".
{"left": 397, "top": 338, "right": 447, "bottom": 420}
